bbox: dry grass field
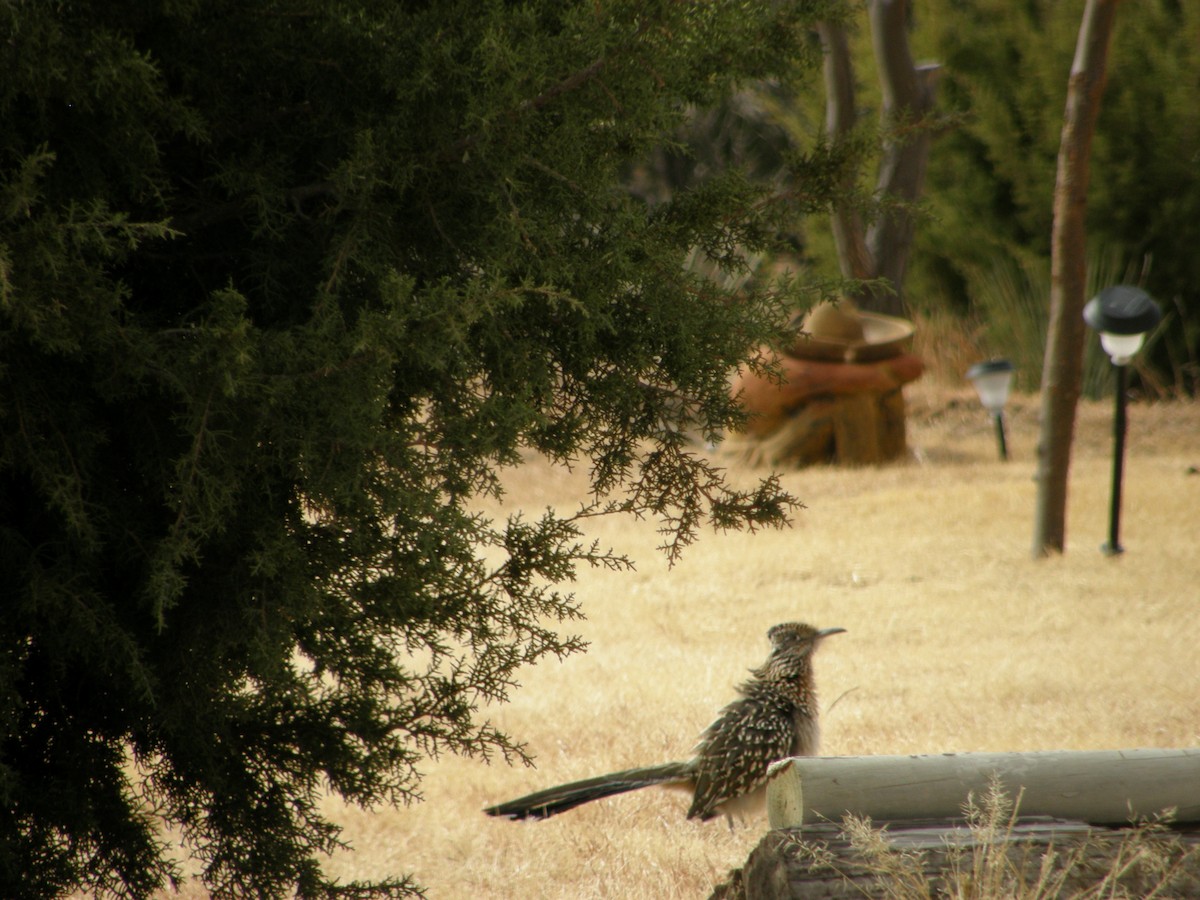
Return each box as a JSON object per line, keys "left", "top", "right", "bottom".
{"left": 313, "top": 385, "right": 1200, "bottom": 899}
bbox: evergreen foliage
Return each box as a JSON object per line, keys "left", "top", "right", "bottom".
{"left": 912, "top": 0, "right": 1200, "bottom": 385}
{"left": 0, "top": 1, "right": 845, "bottom": 896}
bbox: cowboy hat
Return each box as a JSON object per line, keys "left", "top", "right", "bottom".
{"left": 789, "top": 299, "right": 914, "bottom": 363}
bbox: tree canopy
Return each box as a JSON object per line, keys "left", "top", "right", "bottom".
{"left": 913, "top": 0, "right": 1200, "bottom": 387}
{"left": 0, "top": 1, "right": 846, "bottom": 896}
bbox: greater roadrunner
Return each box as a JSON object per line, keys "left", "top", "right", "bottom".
{"left": 484, "top": 622, "right": 844, "bottom": 822}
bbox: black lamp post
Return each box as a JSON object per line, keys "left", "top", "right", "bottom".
{"left": 1083, "top": 285, "right": 1162, "bottom": 556}
{"left": 966, "top": 359, "right": 1015, "bottom": 461}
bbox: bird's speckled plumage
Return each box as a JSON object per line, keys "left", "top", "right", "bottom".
{"left": 484, "top": 621, "right": 843, "bottom": 823}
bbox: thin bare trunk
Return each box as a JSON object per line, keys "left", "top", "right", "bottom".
{"left": 867, "top": 0, "right": 940, "bottom": 315}
{"left": 1033, "top": 0, "right": 1121, "bottom": 557}
{"left": 818, "top": 21, "right": 873, "bottom": 285}
{"left": 818, "top": 0, "right": 939, "bottom": 318}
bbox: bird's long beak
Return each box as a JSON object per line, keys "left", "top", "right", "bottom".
{"left": 817, "top": 627, "right": 847, "bottom": 639}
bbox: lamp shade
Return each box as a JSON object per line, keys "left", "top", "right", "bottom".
{"left": 1084, "top": 286, "right": 1162, "bottom": 365}
{"left": 966, "top": 359, "right": 1015, "bottom": 413}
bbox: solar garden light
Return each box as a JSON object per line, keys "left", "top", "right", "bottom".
{"left": 1083, "top": 285, "right": 1163, "bottom": 556}
{"left": 966, "top": 359, "right": 1015, "bottom": 461}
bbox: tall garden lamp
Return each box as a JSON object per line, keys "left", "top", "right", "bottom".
{"left": 1083, "top": 285, "right": 1162, "bottom": 556}
{"left": 966, "top": 359, "right": 1015, "bottom": 461}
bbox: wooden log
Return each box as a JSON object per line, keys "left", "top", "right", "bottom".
{"left": 762, "top": 400, "right": 836, "bottom": 465}
{"left": 711, "top": 818, "right": 1200, "bottom": 900}
{"left": 831, "top": 392, "right": 883, "bottom": 464}
{"left": 732, "top": 351, "right": 924, "bottom": 437}
{"left": 877, "top": 389, "right": 907, "bottom": 459}
{"left": 767, "top": 750, "right": 1200, "bottom": 826}
{"left": 715, "top": 751, "right": 1200, "bottom": 899}
{"left": 726, "top": 389, "right": 910, "bottom": 468}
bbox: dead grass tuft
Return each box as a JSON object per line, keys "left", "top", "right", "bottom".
{"left": 839, "top": 780, "right": 1200, "bottom": 900}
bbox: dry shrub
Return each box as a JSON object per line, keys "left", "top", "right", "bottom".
{"left": 839, "top": 780, "right": 1200, "bottom": 900}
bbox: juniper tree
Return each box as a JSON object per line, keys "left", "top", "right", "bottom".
{"left": 0, "top": 1, "right": 846, "bottom": 896}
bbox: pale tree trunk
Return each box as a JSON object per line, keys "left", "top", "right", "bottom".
{"left": 819, "top": 0, "right": 940, "bottom": 317}
{"left": 1032, "top": 0, "right": 1121, "bottom": 558}
{"left": 818, "top": 21, "right": 873, "bottom": 285}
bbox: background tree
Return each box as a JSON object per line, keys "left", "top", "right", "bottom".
{"left": 0, "top": 1, "right": 847, "bottom": 897}
{"left": 817, "top": 0, "right": 941, "bottom": 317}
{"left": 1033, "top": 0, "right": 1121, "bottom": 557}
{"left": 910, "top": 0, "right": 1199, "bottom": 392}
{"left": 634, "top": 0, "right": 944, "bottom": 321}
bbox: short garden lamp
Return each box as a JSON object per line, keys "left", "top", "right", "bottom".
{"left": 966, "top": 359, "right": 1015, "bottom": 461}
{"left": 1083, "top": 285, "right": 1162, "bottom": 556}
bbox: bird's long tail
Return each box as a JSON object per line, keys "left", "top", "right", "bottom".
{"left": 484, "top": 761, "right": 694, "bottom": 820}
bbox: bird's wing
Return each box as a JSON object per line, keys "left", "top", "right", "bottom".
{"left": 687, "top": 697, "right": 794, "bottom": 820}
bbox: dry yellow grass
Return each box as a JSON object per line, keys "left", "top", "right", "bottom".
{"left": 306, "top": 389, "right": 1200, "bottom": 898}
